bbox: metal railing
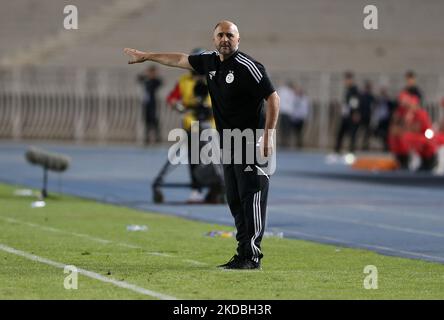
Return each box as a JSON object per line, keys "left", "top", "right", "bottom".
{"left": 1, "top": 67, "right": 443, "bottom": 148}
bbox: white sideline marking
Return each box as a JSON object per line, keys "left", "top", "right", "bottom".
{"left": 0, "top": 243, "right": 177, "bottom": 300}
{"left": 182, "top": 259, "right": 207, "bottom": 266}
{"left": 1, "top": 216, "right": 111, "bottom": 244}
{"left": 146, "top": 252, "right": 172, "bottom": 257}
{"left": 0, "top": 216, "right": 206, "bottom": 265}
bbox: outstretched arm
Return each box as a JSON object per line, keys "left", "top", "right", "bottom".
{"left": 123, "top": 48, "right": 193, "bottom": 71}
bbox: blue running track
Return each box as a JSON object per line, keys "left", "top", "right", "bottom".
{"left": 1, "top": 142, "right": 443, "bottom": 264}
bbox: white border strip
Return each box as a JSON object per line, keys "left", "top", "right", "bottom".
{"left": 251, "top": 191, "right": 262, "bottom": 263}
{"left": 235, "top": 57, "right": 261, "bottom": 83}
{"left": 237, "top": 54, "right": 263, "bottom": 79}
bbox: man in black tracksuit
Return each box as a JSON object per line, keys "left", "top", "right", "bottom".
{"left": 124, "top": 20, "right": 280, "bottom": 270}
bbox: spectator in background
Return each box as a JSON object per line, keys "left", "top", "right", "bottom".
{"left": 373, "top": 87, "right": 396, "bottom": 151}
{"left": 292, "top": 87, "right": 309, "bottom": 149}
{"left": 277, "top": 81, "right": 297, "bottom": 148}
{"left": 138, "top": 65, "right": 163, "bottom": 145}
{"left": 404, "top": 70, "right": 423, "bottom": 103}
{"left": 388, "top": 92, "right": 437, "bottom": 170}
{"left": 389, "top": 91, "right": 411, "bottom": 168}
{"left": 334, "top": 71, "right": 361, "bottom": 155}
{"left": 165, "top": 48, "right": 213, "bottom": 202}
{"left": 359, "top": 80, "right": 375, "bottom": 150}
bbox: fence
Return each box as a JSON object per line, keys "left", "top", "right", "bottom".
{"left": 1, "top": 67, "right": 443, "bottom": 149}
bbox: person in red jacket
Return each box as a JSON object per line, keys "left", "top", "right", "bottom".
{"left": 388, "top": 91, "right": 413, "bottom": 168}
{"left": 389, "top": 92, "right": 437, "bottom": 170}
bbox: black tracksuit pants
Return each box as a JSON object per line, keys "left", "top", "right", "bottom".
{"left": 223, "top": 158, "right": 269, "bottom": 263}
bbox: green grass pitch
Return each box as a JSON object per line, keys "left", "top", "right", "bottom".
{"left": 0, "top": 183, "right": 443, "bottom": 299}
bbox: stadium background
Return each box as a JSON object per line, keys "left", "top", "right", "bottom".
{"left": 1, "top": 0, "right": 444, "bottom": 148}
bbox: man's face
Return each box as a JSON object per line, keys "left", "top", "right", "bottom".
{"left": 147, "top": 68, "right": 157, "bottom": 79}
{"left": 213, "top": 23, "right": 240, "bottom": 56}
{"left": 408, "top": 96, "right": 419, "bottom": 109}
{"left": 344, "top": 77, "right": 353, "bottom": 87}
{"left": 406, "top": 76, "right": 416, "bottom": 87}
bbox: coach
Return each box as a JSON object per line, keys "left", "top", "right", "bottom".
{"left": 124, "top": 20, "right": 280, "bottom": 270}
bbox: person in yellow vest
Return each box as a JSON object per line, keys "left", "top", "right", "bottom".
{"left": 166, "top": 48, "right": 215, "bottom": 202}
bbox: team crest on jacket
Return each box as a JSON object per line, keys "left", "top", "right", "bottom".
{"left": 226, "top": 71, "right": 234, "bottom": 84}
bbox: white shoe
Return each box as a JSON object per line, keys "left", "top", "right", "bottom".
{"left": 188, "top": 189, "right": 204, "bottom": 202}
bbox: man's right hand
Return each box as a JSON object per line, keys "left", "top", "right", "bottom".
{"left": 124, "top": 48, "right": 148, "bottom": 64}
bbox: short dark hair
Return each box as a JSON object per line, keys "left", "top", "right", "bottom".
{"left": 214, "top": 21, "right": 238, "bottom": 31}
{"left": 405, "top": 70, "right": 416, "bottom": 79}
{"left": 364, "top": 80, "right": 372, "bottom": 90}
{"left": 344, "top": 71, "right": 354, "bottom": 80}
